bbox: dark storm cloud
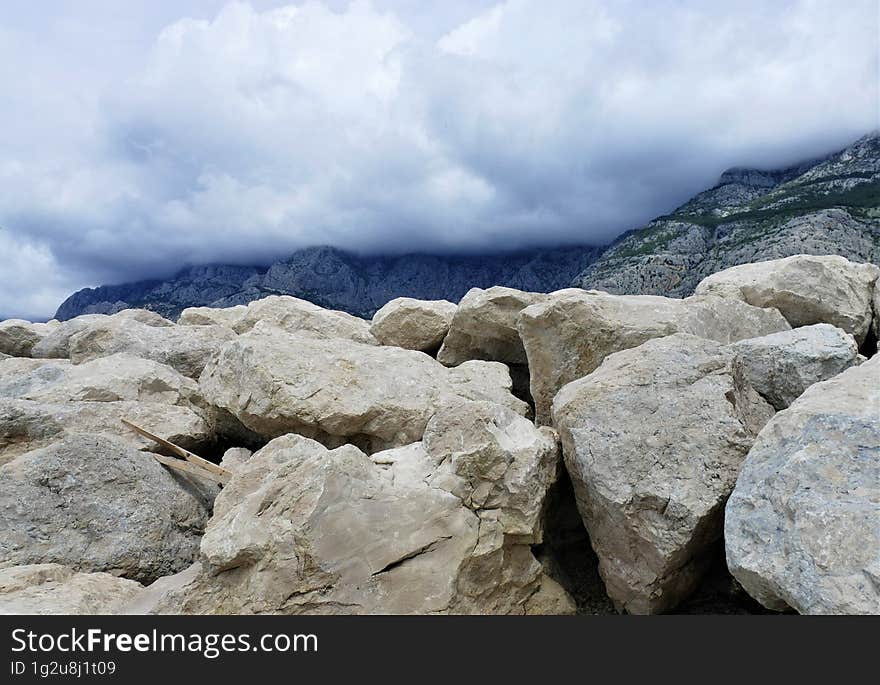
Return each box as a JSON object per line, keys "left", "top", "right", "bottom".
{"left": 0, "top": 0, "right": 877, "bottom": 318}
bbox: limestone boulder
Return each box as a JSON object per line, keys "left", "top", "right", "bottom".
{"left": 199, "top": 323, "right": 527, "bottom": 451}
{"left": 370, "top": 297, "right": 457, "bottom": 353}
{"left": 730, "top": 324, "right": 860, "bottom": 410}
{"left": 0, "top": 397, "right": 211, "bottom": 465}
{"left": 0, "top": 435, "right": 216, "bottom": 583}
{"left": 0, "top": 319, "right": 58, "bottom": 357}
{"left": 230, "top": 295, "right": 376, "bottom": 344}
{"left": 68, "top": 318, "right": 235, "bottom": 378}
{"left": 874, "top": 283, "right": 880, "bottom": 339}
{"left": 0, "top": 564, "right": 142, "bottom": 615}
{"left": 135, "top": 404, "right": 567, "bottom": 615}
{"left": 552, "top": 334, "right": 775, "bottom": 614}
{"left": 437, "top": 287, "right": 547, "bottom": 366}
{"left": 0, "top": 354, "right": 202, "bottom": 406}
{"left": 694, "top": 254, "right": 880, "bottom": 345}
{"left": 178, "top": 305, "right": 248, "bottom": 328}
{"left": 725, "top": 356, "right": 880, "bottom": 615}
{"left": 519, "top": 288, "right": 789, "bottom": 424}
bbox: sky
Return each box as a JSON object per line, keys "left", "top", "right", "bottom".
{"left": 0, "top": 0, "right": 877, "bottom": 320}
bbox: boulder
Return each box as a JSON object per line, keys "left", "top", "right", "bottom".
{"left": 370, "top": 297, "right": 457, "bottom": 353}
{"left": 0, "top": 435, "right": 216, "bottom": 583}
{"left": 0, "top": 398, "right": 211, "bottom": 465}
{"left": 874, "top": 283, "right": 880, "bottom": 339}
{"left": 230, "top": 295, "right": 376, "bottom": 344}
{"left": 134, "top": 405, "right": 566, "bottom": 615}
{"left": 0, "top": 564, "right": 142, "bottom": 615}
{"left": 0, "top": 319, "right": 57, "bottom": 357}
{"left": 437, "top": 287, "right": 547, "bottom": 366}
{"left": 0, "top": 354, "right": 201, "bottom": 406}
{"left": 730, "top": 324, "right": 860, "bottom": 410}
{"left": 552, "top": 334, "right": 775, "bottom": 614}
{"left": 694, "top": 254, "right": 880, "bottom": 345}
{"left": 519, "top": 289, "right": 789, "bottom": 424}
{"left": 178, "top": 305, "right": 248, "bottom": 328}
{"left": 199, "top": 323, "right": 527, "bottom": 451}
{"left": 725, "top": 356, "right": 880, "bottom": 614}
{"left": 68, "top": 319, "right": 235, "bottom": 378}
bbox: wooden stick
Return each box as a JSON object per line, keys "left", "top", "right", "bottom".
{"left": 121, "top": 418, "right": 231, "bottom": 481}
{"left": 151, "top": 453, "right": 229, "bottom": 484}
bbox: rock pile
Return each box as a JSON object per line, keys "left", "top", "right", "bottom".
{"left": 0, "top": 253, "right": 876, "bottom": 615}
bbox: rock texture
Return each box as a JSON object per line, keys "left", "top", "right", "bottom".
{"left": 730, "top": 324, "right": 860, "bottom": 409}
{"left": 199, "top": 323, "right": 527, "bottom": 451}
{"left": 695, "top": 254, "right": 879, "bottom": 345}
{"left": 137, "top": 410, "right": 565, "bottom": 615}
{"left": 437, "top": 287, "right": 546, "bottom": 367}
{"left": 68, "top": 318, "right": 235, "bottom": 378}
{"left": 0, "top": 564, "right": 142, "bottom": 615}
{"left": 0, "top": 435, "right": 216, "bottom": 583}
{"left": 519, "top": 289, "right": 789, "bottom": 424}
{"left": 370, "top": 298, "right": 457, "bottom": 353}
{"left": 228, "top": 295, "right": 375, "bottom": 344}
{"left": 725, "top": 356, "right": 880, "bottom": 615}
{"left": 553, "top": 335, "right": 775, "bottom": 614}
{"left": 0, "top": 320, "right": 57, "bottom": 357}
{"left": 0, "top": 398, "right": 211, "bottom": 465}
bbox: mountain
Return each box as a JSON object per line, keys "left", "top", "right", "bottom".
{"left": 574, "top": 132, "right": 880, "bottom": 295}
{"left": 55, "top": 245, "right": 603, "bottom": 320}
{"left": 55, "top": 132, "right": 879, "bottom": 321}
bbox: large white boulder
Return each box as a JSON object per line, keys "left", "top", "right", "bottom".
{"left": 552, "top": 334, "right": 774, "bottom": 613}
{"left": 725, "top": 356, "right": 880, "bottom": 615}
{"left": 230, "top": 295, "right": 376, "bottom": 343}
{"left": 437, "top": 287, "right": 547, "bottom": 366}
{"left": 730, "top": 324, "right": 860, "bottom": 410}
{"left": 0, "top": 354, "right": 202, "bottom": 406}
{"left": 0, "top": 397, "right": 211, "bottom": 465}
{"left": 0, "top": 564, "right": 142, "bottom": 615}
{"left": 0, "top": 320, "right": 58, "bottom": 357}
{"left": 370, "top": 297, "right": 457, "bottom": 353}
{"left": 178, "top": 305, "right": 248, "bottom": 328}
{"left": 134, "top": 410, "right": 567, "bottom": 615}
{"left": 519, "top": 289, "right": 789, "bottom": 424}
{"left": 68, "top": 318, "right": 235, "bottom": 378}
{"left": 32, "top": 310, "right": 172, "bottom": 359}
{"left": 694, "top": 254, "right": 880, "bottom": 345}
{"left": 0, "top": 435, "right": 216, "bottom": 583}
{"left": 199, "top": 323, "right": 527, "bottom": 452}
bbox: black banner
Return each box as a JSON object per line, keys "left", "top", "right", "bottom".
{"left": 1, "top": 615, "right": 873, "bottom": 682}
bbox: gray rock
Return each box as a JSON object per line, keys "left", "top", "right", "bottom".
{"left": 370, "top": 297, "right": 457, "bottom": 353}
{"left": 32, "top": 310, "right": 172, "bottom": 359}
{"left": 519, "top": 289, "right": 789, "bottom": 424}
{"left": 138, "top": 419, "right": 567, "bottom": 615}
{"left": 0, "top": 564, "right": 142, "bottom": 615}
{"left": 230, "top": 295, "right": 376, "bottom": 344}
{"left": 437, "top": 287, "right": 547, "bottom": 366}
{"left": 68, "top": 318, "right": 235, "bottom": 378}
{"left": 199, "top": 323, "right": 527, "bottom": 451}
{"left": 0, "top": 320, "right": 57, "bottom": 357}
{"left": 731, "top": 324, "right": 860, "bottom": 410}
{"left": 695, "top": 254, "right": 880, "bottom": 345}
{"left": 0, "top": 397, "right": 211, "bottom": 465}
{"left": 725, "top": 356, "right": 880, "bottom": 615}
{"left": 0, "top": 435, "right": 216, "bottom": 583}
{"left": 552, "top": 334, "right": 774, "bottom": 614}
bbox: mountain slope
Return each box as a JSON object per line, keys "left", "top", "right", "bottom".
{"left": 573, "top": 132, "right": 880, "bottom": 295}
{"left": 55, "top": 245, "right": 603, "bottom": 320}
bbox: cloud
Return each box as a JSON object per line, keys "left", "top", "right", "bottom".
{"left": 0, "top": 0, "right": 877, "bottom": 318}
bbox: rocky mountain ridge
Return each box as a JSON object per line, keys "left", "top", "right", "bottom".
{"left": 574, "top": 132, "right": 880, "bottom": 295}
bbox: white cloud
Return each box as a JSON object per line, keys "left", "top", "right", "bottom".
{"left": 0, "top": 0, "right": 877, "bottom": 318}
